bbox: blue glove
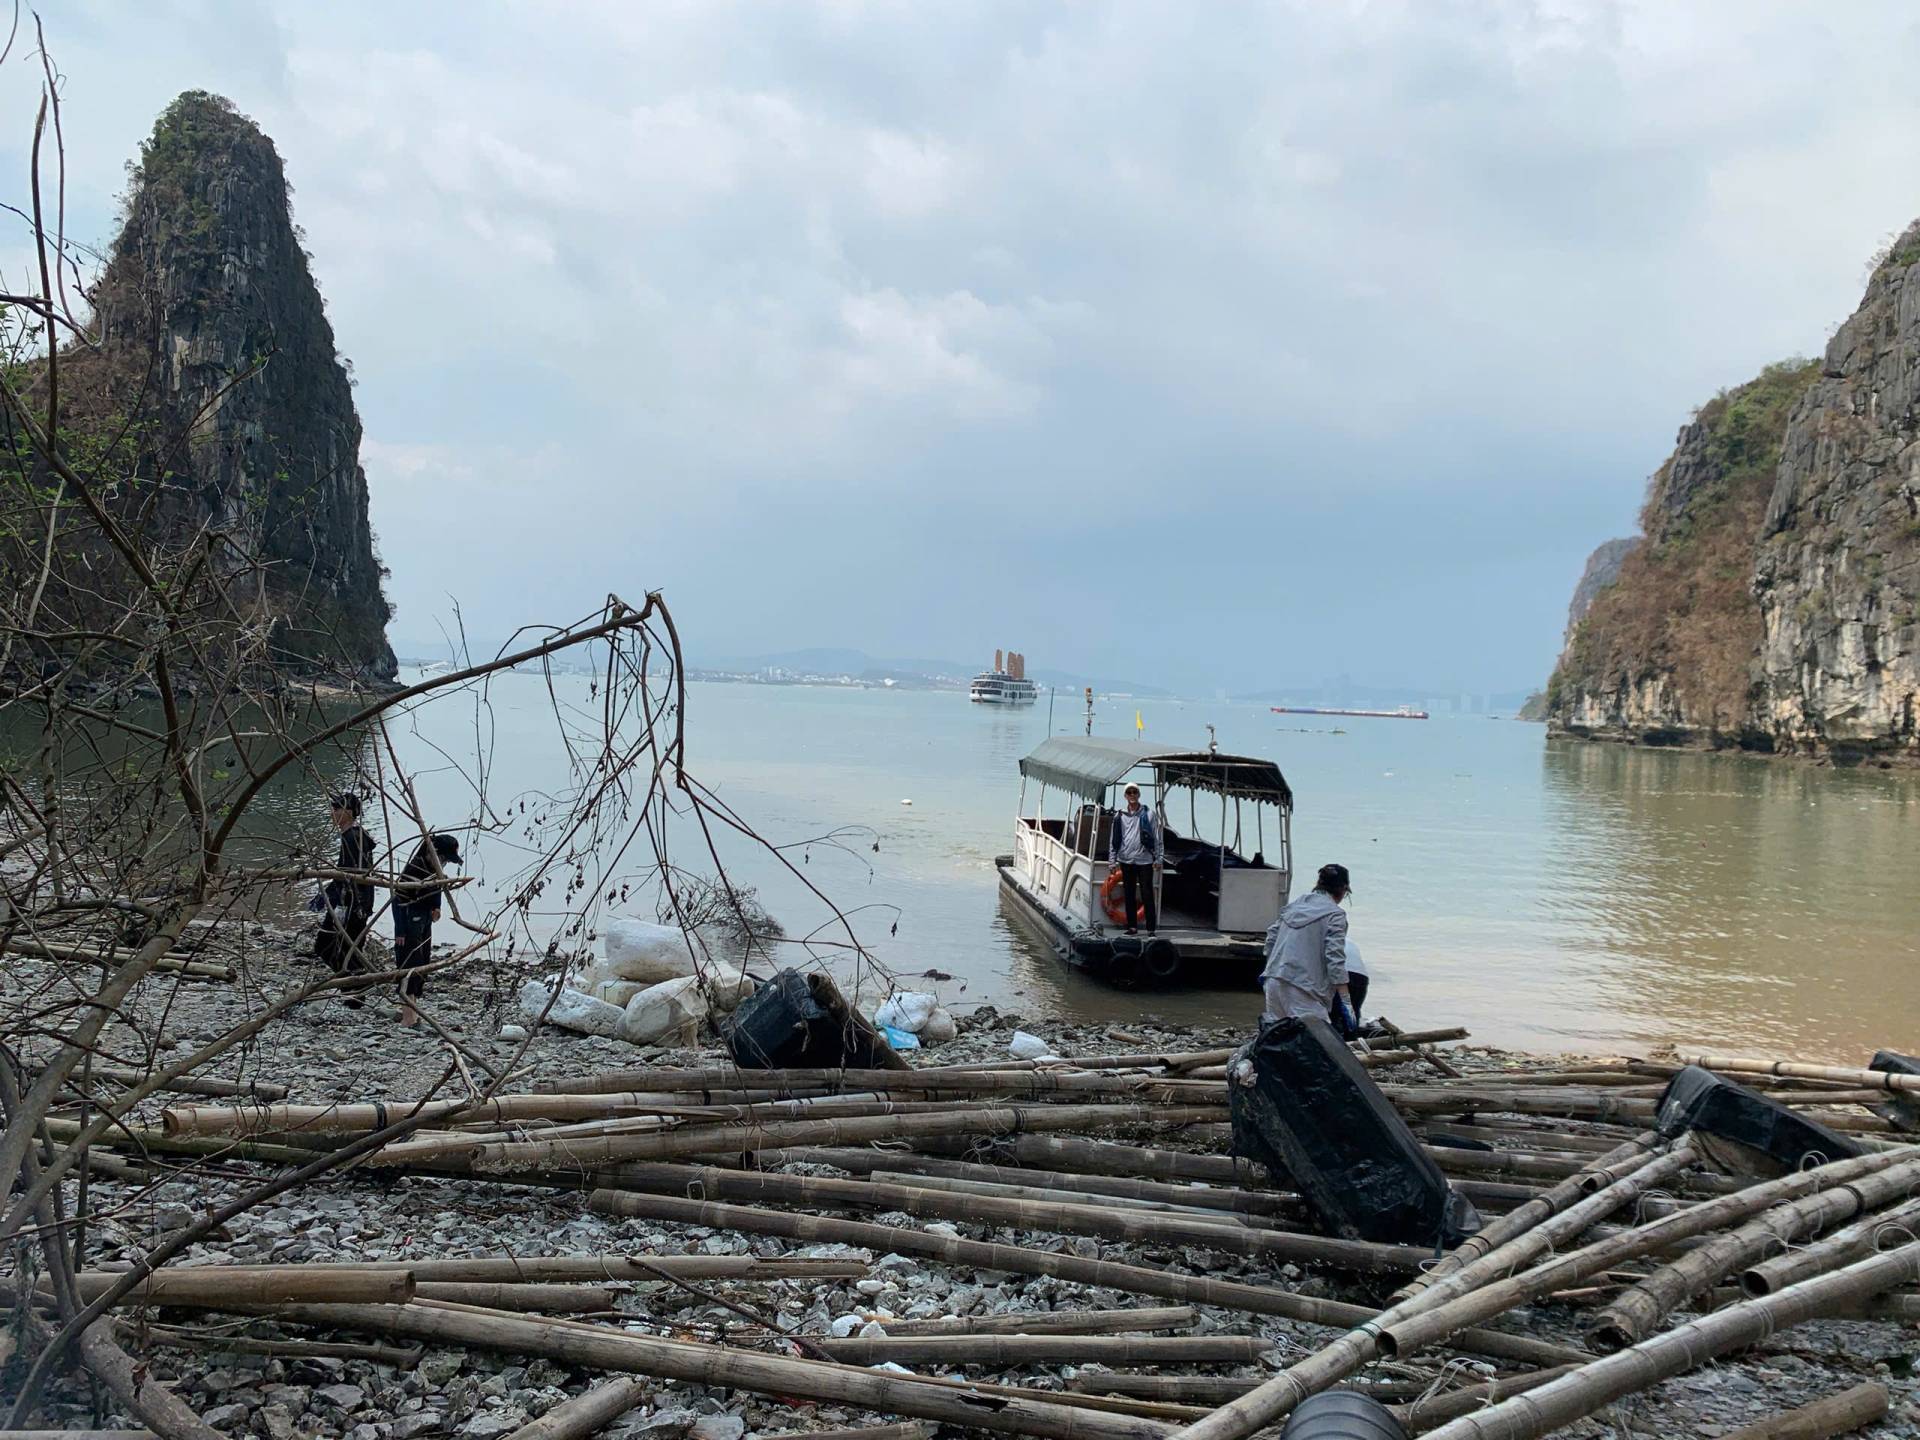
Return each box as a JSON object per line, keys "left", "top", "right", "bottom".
{"left": 1332, "top": 995, "right": 1359, "bottom": 1040}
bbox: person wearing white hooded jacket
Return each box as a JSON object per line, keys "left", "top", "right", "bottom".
{"left": 1261, "top": 863, "right": 1355, "bottom": 1031}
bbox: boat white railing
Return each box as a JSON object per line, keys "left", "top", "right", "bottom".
{"left": 1014, "top": 821, "right": 1096, "bottom": 923}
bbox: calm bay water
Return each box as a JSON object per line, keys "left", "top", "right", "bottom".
{"left": 382, "top": 673, "right": 1920, "bottom": 1062}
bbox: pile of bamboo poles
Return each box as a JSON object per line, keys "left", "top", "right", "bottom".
{"left": 33, "top": 1029, "right": 1920, "bottom": 1440}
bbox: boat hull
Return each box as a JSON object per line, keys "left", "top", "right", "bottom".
{"left": 995, "top": 856, "right": 1263, "bottom": 990}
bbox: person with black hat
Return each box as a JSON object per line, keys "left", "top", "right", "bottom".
{"left": 1260, "top": 862, "right": 1356, "bottom": 1034}
{"left": 315, "top": 793, "right": 377, "bottom": 978}
{"left": 393, "top": 832, "right": 462, "bottom": 1027}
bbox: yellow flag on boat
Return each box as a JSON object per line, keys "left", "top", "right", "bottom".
{"left": 1135, "top": 709, "right": 1144, "bottom": 735}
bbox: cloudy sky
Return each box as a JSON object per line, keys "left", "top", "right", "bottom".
{"left": 11, "top": 2, "right": 1920, "bottom": 693}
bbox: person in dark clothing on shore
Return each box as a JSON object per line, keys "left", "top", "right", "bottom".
{"left": 315, "top": 793, "right": 377, "bottom": 978}
{"left": 394, "top": 833, "right": 462, "bottom": 1027}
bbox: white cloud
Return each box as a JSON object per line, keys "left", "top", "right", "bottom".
{"left": 17, "top": 0, "right": 1920, "bottom": 690}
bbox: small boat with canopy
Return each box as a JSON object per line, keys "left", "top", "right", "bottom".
{"left": 994, "top": 736, "right": 1294, "bottom": 986}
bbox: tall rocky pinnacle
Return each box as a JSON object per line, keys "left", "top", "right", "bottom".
{"left": 1548, "top": 221, "right": 1920, "bottom": 761}
{"left": 94, "top": 91, "right": 396, "bottom": 681}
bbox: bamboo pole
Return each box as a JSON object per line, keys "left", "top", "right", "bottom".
{"left": 471, "top": 1104, "right": 1227, "bottom": 1172}
{"left": 1382, "top": 1088, "right": 1659, "bottom": 1123}
{"left": 3, "top": 937, "right": 234, "bottom": 980}
{"left": 1742, "top": 1195, "right": 1920, "bottom": 1296}
{"left": 41, "top": 1116, "right": 333, "bottom": 1167}
{"left": 585, "top": 1188, "right": 1587, "bottom": 1369}
{"left": 1713, "top": 1383, "right": 1888, "bottom": 1440}
{"left": 999, "top": 1134, "right": 1252, "bottom": 1184}
{"left": 862, "top": 1170, "right": 1303, "bottom": 1230}
{"left": 257, "top": 1300, "right": 1174, "bottom": 1440}
{"left": 128, "top": 1325, "right": 422, "bottom": 1367}
{"left": 411, "top": 1283, "right": 618, "bottom": 1313}
{"left": 1390, "top": 1131, "right": 1662, "bottom": 1302}
{"left": 592, "top": 1162, "right": 1427, "bottom": 1274}
{"left": 503, "top": 1376, "right": 652, "bottom": 1440}
{"left": 1704, "top": 1287, "right": 1920, "bottom": 1321}
{"left": 758, "top": 1425, "right": 930, "bottom": 1440}
{"left": 530, "top": 1053, "right": 1246, "bottom": 1096}
{"left": 1378, "top": 1146, "right": 1920, "bottom": 1360}
{"left": 1587, "top": 1155, "right": 1920, "bottom": 1349}
{"left": 1072, "top": 1377, "right": 1268, "bottom": 1404}
{"left": 48, "top": 1064, "right": 287, "bottom": 1101}
{"left": 810, "top": 1334, "right": 1272, "bottom": 1366}
{"left": 1158, "top": 1144, "right": 1694, "bottom": 1440}
{"left": 1389, "top": 1366, "right": 1580, "bottom": 1432}
{"left": 878, "top": 1307, "right": 1195, "bottom": 1336}
{"left": 63, "top": 1269, "right": 413, "bottom": 1307}
{"left": 1677, "top": 1054, "right": 1920, "bottom": 1094}
{"left": 772, "top": 1147, "right": 1301, "bottom": 1218}
{"left": 1417, "top": 1243, "right": 1920, "bottom": 1440}
{"left": 197, "top": 1256, "right": 866, "bottom": 1283}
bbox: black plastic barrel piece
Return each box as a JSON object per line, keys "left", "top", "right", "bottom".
{"left": 724, "top": 968, "right": 834, "bottom": 1068}
{"left": 1230, "top": 1016, "right": 1481, "bottom": 1247}
{"left": 1278, "top": 1391, "right": 1408, "bottom": 1440}
{"left": 1655, "top": 1065, "right": 1864, "bottom": 1174}
{"left": 1868, "top": 1050, "right": 1920, "bottom": 1133}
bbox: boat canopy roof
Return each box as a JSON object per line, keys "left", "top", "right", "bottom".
{"left": 1019, "top": 736, "right": 1293, "bottom": 808}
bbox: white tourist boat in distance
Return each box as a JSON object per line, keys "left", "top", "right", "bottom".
{"left": 995, "top": 735, "right": 1294, "bottom": 987}
{"left": 970, "top": 647, "right": 1040, "bottom": 705}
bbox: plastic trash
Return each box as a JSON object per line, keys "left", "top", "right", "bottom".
{"left": 918, "top": 1007, "right": 957, "bottom": 1044}
{"left": 1656, "top": 1065, "right": 1863, "bottom": 1175}
{"left": 881, "top": 1024, "right": 921, "bottom": 1051}
{"left": 1869, "top": 1050, "right": 1920, "bottom": 1133}
{"left": 1278, "top": 1391, "right": 1408, "bottom": 1440}
{"left": 876, "top": 991, "right": 940, "bottom": 1033}
{"left": 1230, "top": 1016, "right": 1479, "bottom": 1247}
{"left": 518, "top": 979, "right": 625, "bottom": 1039}
{"left": 591, "top": 978, "right": 648, "bottom": 1009}
{"left": 619, "top": 975, "right": 708, "bottom": 1046}
{"left": 600, "top": 916, "right": 699, "bottom": 983}
{"left": 725, "top": 968, "right": 902, "bottom": 1070}
{"left": 699, "top": 963, "right": 756, "bottom": 1015}
{"left": 1008, "top": 1031, "right": 1054, "bottom": 1061}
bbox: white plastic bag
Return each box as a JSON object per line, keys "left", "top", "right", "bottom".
{"left": 1008, "top": 1030, "right": 1055, "bottom": 1061}
{"left": 919, "top": 1007, "right": 957, "bottom": 1044}
{"left": 875, "top": 991, "right": 940, "bottom": 1033}
{"left": 619, "top": 974, "right": 709, "bottom": 1046}
{"left": 700, "top": 963, "right": 756, "bottom": 1015}
{"left": 518, "top": 979, "right": 625, "bottom": 1038}
{"left": 591, "top": 978, "right": 648, "bottom": 1008}
{"left": 600, "top": 916, "right": 699, "bottom": 983}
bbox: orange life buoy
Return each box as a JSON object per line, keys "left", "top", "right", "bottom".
{"left": 1101, "top": 868, "right": 1145, "bottom": 926}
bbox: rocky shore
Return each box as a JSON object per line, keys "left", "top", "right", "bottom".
{"left": 6, "top": 917, "right": 1917, "bottom": 1440}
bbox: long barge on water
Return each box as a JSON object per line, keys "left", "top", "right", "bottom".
{"left": 1270, "top": 704, "right": 1429, "bottom": 720}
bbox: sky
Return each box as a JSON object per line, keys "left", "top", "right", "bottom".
{"left": 9, "top": 2, "right": 1920, "bottom": 695}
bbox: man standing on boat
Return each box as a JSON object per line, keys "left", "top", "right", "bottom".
{"left": 1108, "top": 782, "right": 1161, "bottom": 934}
{"left": 1262, "top": 863, "right": 1356, "bottom": 1032}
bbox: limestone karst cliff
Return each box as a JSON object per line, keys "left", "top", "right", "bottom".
{"left": 67, "top": 91, "right": 394, "bottom": 681}
{"left": 1548, "top": 223, "right": 1920, "bottom": 761}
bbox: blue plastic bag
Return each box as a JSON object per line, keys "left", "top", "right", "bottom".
{"left": 881, "top": 1024, "right": 920, "bottom": 1051}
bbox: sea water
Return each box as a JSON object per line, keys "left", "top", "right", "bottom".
{"left": 369, "top": 672, "right": 1920, "bottom": 1061}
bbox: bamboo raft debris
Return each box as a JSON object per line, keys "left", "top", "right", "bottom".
{"left": 16, "top": 1022, "right": 1920, "bottom": 1440}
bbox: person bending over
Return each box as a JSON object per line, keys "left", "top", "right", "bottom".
{"left": 1262, "top": 862, "right": 1355, "bottom": 1034}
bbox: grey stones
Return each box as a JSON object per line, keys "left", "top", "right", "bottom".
{"left": 316, "top": 1382, "right": 368, "bottom": 1412}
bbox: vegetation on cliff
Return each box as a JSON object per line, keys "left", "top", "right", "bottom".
{"left": 1550, "top": 359, "right": 1817, "bottom": 739}
{"left": 1, "top": 90, "right": 394, "bottom": 686}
